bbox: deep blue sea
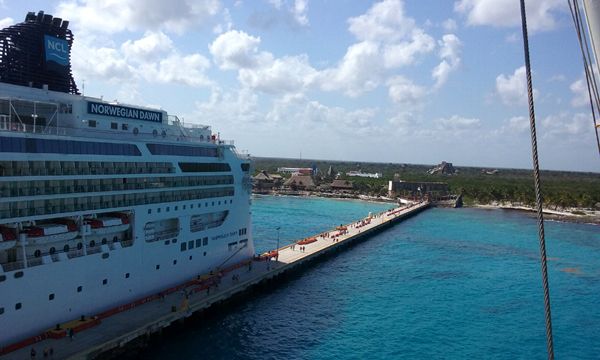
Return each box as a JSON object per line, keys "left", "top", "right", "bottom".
{"left": 143, "top": 196, "right": 600, "bottom": 359}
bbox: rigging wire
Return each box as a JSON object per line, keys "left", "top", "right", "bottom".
{"left": 569, "top": 0, "right": 600, "bottom": 157}
{"left": 519, "top": 1, "right": 555, "bottom": 359}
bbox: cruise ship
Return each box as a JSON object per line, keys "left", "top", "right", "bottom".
{"left": 0, "top": 12, "right": 253, "bottom": 347}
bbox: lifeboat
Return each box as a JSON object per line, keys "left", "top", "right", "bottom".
{"left": 85, "top": 215, "right": 130, "bottom": 235}
{"left": 25, "top": 221, "right": 79, "bottom": 244}
{"left": 0, "top": 226, "right": 17, "bottom": 250}
{"left": 297, "top": 237, "right": 317, "bottom": 245}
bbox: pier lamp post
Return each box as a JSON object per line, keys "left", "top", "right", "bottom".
{"left": 276, "top": 226, "right": 281, "bottom": 261}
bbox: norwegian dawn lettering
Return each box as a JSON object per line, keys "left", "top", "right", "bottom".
{"left": 87, "top": 102, "right": 163, "bottom": 123}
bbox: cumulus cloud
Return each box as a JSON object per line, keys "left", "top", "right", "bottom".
{"left": 238, "top": 54, "right": 317, "bottom": 94}
{"left": 496, "top": 66, "right": 537, "bottom": 106}
{"left": 570, "top": 76, "right": 590, "bottom": 107}
{"left": 454, "top": 0, "right": 565, "bottom": 32}
{"left": 348, "top": 0, "right": 416, "bottom": 42}
{"left": 292, "top": 0, "right": 309, "bottom": 26}
{"left": 0, "top": 17, "right": 13, "bottom": 28}
{"left": 209, "top": 30, "right": 262, "bottom": 69}
{"left": 442, "top": 18, "right": 458, "bottom": 31}
{"left": 541, "top": 113, "right": 592, "bottom": 139}
{"left": 386, "top": 76, "right": 426, "bottom": 106}
{"left": 436, "top": 115, "right": 481, "bottom": 131}
{"left": 383, "top": 30, "right": 435, "bottom": 68}
{"left": 432, "top": 34, "right": 462, "bottom": 88}
{"left": 319, "top": 41, "right": 382, "bottom": 97}
{"left": 71, "top": 31, "right": 211, "bottom": 87}
{"left": 56, "top": 0, "right": 221, "bottom": 34}
{"left": 507, "top": 116, "right": 530, "bottom": 133}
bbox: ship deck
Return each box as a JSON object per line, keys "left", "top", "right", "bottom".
{"left": 1, "top": 201, "right": 430, "bottom": 360}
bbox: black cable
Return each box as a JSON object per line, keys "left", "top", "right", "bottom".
{"left": 519, "top": 1, "right": 555, "bottom": 359}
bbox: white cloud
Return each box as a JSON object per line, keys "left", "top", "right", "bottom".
{"left": 442, "top": 18, "right": 458, "bottom": 31}
{"left": 570, "top": 77, "right": 589, "bottom": 107}
{"left": 0, "top": 17, "right": 13, "bottom": 28}
{"left": 507, "top": 115, "right": 530, "bottom": 133}
{"left": 71, "top": 32, "right": 211, "bottom": 87}
{"left": 268, "top": 0, "right": 283, "bottom": 10}
{"left": 383, "top": 30, "right": 435, "bottom": 68}
{"left": 432, "top": 34, "right": 462, "bottom": 88}
{"left": 387, "top": 76, "right": 426, "bottom": 106}
{"left": 121, "top": 31, "right": 174, "bottom": 62}
{"left": 319, "top": 41, "right": 382, "bottom": 97}
{"left": 496, "top": 66, "right": 537, "bottom": 106}
{"left": 436, "top": 115, "right": 481, "bottom": 131}
{"left": 454, "top": 0, "right": 565, "bottom": 32}
{"left": 209, "top": 30, "right": 262, "bottom": 69}
{"left": 292, "top": 0, "right": 309, "bottom": 26}
{"left": 239, "top": 54, "right": 317, "bottom": 94}
{"left": 56, "top": 0, "right": 221, "bottom": 34}
{"left": 348, "top": 0, "right": 416, "bottom": 43}
{"left": 541, "top": 113, "right": 592, "bottom": 138}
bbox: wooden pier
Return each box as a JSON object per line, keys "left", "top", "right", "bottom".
{"left": 0, "top": 201, "right": 430, "bottom": 360}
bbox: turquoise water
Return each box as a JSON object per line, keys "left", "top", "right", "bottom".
{"left": 142, "top": 196, "right": 600, "bottom": 359}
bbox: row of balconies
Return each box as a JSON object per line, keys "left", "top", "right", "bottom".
{"left": 0, "top": 161, "right": 174, "bottom": 177}
{"left": 0, "top": 175, "right": 234, "bottom": 198}
{"left": 0, "top": 188, "right": 235, "bottom": 219}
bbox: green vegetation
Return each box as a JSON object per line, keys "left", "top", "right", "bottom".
{"left": 253, "top": 157, "right": 600, "bottom": 209}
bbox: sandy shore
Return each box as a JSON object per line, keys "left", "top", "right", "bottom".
{"left": 471, "top": 203, "right": 600, "bottom": 225}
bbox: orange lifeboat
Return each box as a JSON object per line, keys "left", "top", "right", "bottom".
{"left": 25, "top": 220, "right": 79, "bottom": 244}
{"left": 297, "top": 237, "right": 317, "bottom": 245}
{"left": 0, "top": 226, "right": 17, "bottom": 250}
{"left": 84, "top": 215, "right": 130, "bottom": 235}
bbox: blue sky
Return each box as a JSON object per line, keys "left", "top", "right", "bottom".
{"left": 1, "top": 0, "right": 598, "bottom": 171}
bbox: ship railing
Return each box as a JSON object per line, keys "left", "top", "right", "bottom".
{"left": 0, "top": 116, "right": 235, "bottom": 145}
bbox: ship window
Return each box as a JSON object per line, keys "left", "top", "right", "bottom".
{"left": 174, "top": 206, "right": 178, "bottom": 211}
{"left": 122, "top": 123, "right": 128, "bottom": 131}
{"left": 102, "top": 279, "right": 108, "bottom": 285}
{"left": 179, "top": 162, "right": 231, "bottom": 172}
{"left": 183, "top": 205, "right": 186, "bottom": 210}
{"left": 148, "top": 144, "right": 218, "bottom": 157}
{"left": 77, "top": 242, "right": 83, "bottom": 250}
{"left": 49, "top": 293, "right": 55, "bottom": 301}
{"left": 155, "top": 265, "right": 160, "bottom": 270}
{"left": 195, "top": 239, "right": 201, "bottom": 248}
{"left": 102, "top": 238, "right": 107, "bottom": 245}
{"left": 77, "top": 286, "right": 82, "bottom": 292}
{"left": 172, "top": 239, "right": 177, "bottom": 243}
{"left": 157, "top": 208, "right": 161, "bottom": 213}
{"left": 212, "top": 202, "right": 215, "bottom": 206}
{"left": 188, "top": 240, "right": 194, "bottom": 249}
{"left": 0, "top": 275, "right": 5, "bottom": 282}
{"left": 90, "top": 241, "right": 95, "bottom": 248}
{"left": 0, "top": 307, "right": 4, "bottom": 315}
{"left": 203, "top": 252, "right": 207, "bottom": 256}
{"left": 164, "top": 240, "right": 170, "bottom": 245}
{"left": 148, "top": 209, "right": 152, "bottom": 214}
{"left": 125, "top": 273, "right": 130, "bottom": 279}
{"left": 241, "top": 163, "right": 250, "bottom": 172}
{"left": 49, "top": 247, "right": 56, "bottom": 254}
{"left": 34, "top": 250, "right": 41, "bottom": 257}
{"left": 191, "top": 204, "right": 194, "bottom": 209}
{"left": 63, "top": 244, "right": 70, "bottom": 252}
{"left": 218, "top": 201, "right": 221, "bottom": 205}
{"left": 173, "top": 260, "right": 177, "bottom": 265}
{"left": 113, "top": 236, "right": 118, "bottom": 242}
{"left": 189, "top": 255, "right": 193, "bottom": 260}
{"left": 15, "top": 303, "right": 21, "bottom": 310}
{"left": 166, "top": 206, "right": 170, "bottom": 212}
{"left": 111, "top": 122, "right": 118, "bottom": 130}
{"left": 180, "top": 243, "right": 186, "bottom": 252}
{"left": 203, "top": 237, "right": 208, "bottom": 246}
{"left": 88, "top": 120, "right": 97, "bottom": 128}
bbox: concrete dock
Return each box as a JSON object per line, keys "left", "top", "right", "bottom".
{"left": 1, "top": 201, "right": 430, "bottom": 360}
